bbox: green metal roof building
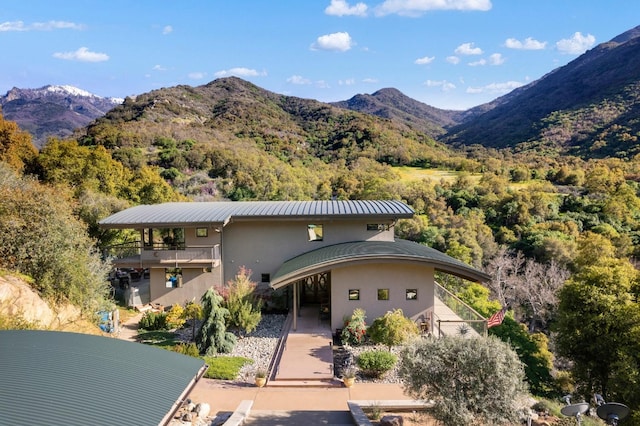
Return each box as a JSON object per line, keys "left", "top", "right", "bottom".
{"left": 0, "top": 330, "right": 207, "bottom": 426}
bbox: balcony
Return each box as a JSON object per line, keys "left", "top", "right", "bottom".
{"left": 433, "top": 281, "right": 487, "bottom": 337}
{"left": 103, "top": 241, "right": 221, "bottom": 269}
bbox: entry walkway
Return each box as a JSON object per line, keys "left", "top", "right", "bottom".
{"left": 271, "top": 305, "right": 335, "bottom": 384}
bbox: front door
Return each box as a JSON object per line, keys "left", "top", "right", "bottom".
{"left": 301, "top": 272, "right": 330, "bottom": 305}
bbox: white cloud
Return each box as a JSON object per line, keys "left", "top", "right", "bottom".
{"left": 339, "top": 78, "right": 356, "bottom": 85}
{"left": 455, "top": 42, "right": 483, "bottom": 55}
{"left": 162, "top": 25, "right": 173, "bottom": 35}
{"left": 214, "top": 67, "right": 267, "bottom": 77}
{"left": 425, "top": 79, "right": 456, "bottom": 91}
{"left": 362, "top": 78, "right": 379, "bottom": 83}
{"left": 287, "top": 75, "right": 312, "bottom": 85}
{"left": 556, "top": 32, "right": 596, "bottom": 55}
{"left": 446, "top": 55, "right": 460, "bottom": 64}
{"left": 188, "top": 72, "right": 206, "bottom": 79}
{"left": 316, "top": 80, "right": 331, "bottom": 89}
{"left": 504, "top": 37, "right": 546, "bottom": 50}
{"left": 415, "top": 55, "right": 435, "bottom": 65}
{"left": 53, "top": 47, "right": 109, "bottom": 62}
{"left": 375, "top": 0, "right": 491, "bottom": 17}
{"left": 466, "top": 80, "right": 523, "bottom": 94}
{"left": 468, "top": 58, "right": 486, "bottom": 66}
{"left": 488, "top": 53, "right": 505, "bottom": 65}
{"left": 325, "top": 0, "right": 368, "bottom": 17}
{"left": 0, "top": 20, "right": 85, "bottom": 31}
{"left": 153, "top": 64, "right": 167, "bottom": 71}
{"left": 311, "top": 32, "right": 354, "bottom": 51}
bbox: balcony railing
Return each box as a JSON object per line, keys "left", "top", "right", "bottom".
{"left": 103, "top": 241, "right": 220, "bottom": 267}
{"left": 434, "top": 281, "right": 487, "bottom": 336}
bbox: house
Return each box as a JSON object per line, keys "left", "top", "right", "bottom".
{"left": 99, "top": 200, "right": 490, "bottom": 332}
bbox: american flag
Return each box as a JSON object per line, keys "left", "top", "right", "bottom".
{"left": 487, "top": 308, "right": 506, "bottom": 328}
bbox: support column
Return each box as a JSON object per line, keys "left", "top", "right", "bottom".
{"left": 293, "top": 281, "right": 298, "bottom": 331}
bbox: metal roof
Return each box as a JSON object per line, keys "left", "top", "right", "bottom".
{"left": 0, "top": 330, "right": 207, "bottom": 426}
{"left": 271, "top": 239, "right": 491, "bottom": 288}
{"left": 99, "top": 200, "right": 414, "bottom": 228}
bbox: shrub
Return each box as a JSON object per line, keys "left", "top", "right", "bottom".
{"left": 341, "top": 308, "right": 367, "bottom": 346}
{"left": 196, "top": 287, "right": 236, "bottom": 355}
{"left": 138, "top": 311, "right": 168, "bottom": 331}
{"left": 356, "top": 350, "right": 398, "bottom": 378}
{"left": 368, "top": 309, "right": 419, "bottom": 349}
{"left": 165, "top": 304, "right": 186, "bottom": 329}
{"left": 223, "top": 266, "right": 262, "bottom": 335}
{"left": 399, "top": 336, "right": 528, "bottom": 426}
{"left": 172, "top": 342, "right": 200, "bottom": 357}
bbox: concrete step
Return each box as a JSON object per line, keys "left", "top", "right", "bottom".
{"left": 266, "top": 378, "right": 344, "bottom": 388}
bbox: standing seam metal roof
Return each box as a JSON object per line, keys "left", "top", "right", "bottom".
{"left": 0, "top": 330, "right": 207, "bottom": 426}
{"left": 271, "top": 239, "right": 491, "bottom": 288}
{"left": 98, "top": 200, "right": 414, "bottom": 228}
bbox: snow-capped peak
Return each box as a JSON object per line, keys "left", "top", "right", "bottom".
{"left": 44, "top": 85, "right": 96, "bottom": 98}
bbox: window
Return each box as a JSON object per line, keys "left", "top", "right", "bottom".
{"left": 307, "top": 224, "right": 323, "bottom": 241}
{"left": 165, "top": 268, "right": 183, "bottom": 288}
{"left": 406, "top": 289, "right": 418, "bottom": 300}
{"left": 377, "top": 289, "right": 389, "bottom": 300}
{"left": 348, "top": 289, "right": 360, "bottom": 300}
{"left": 367, "top": 223, "right": 388, "bottom": 231}
{"left": 196, "top": 227, "right": 208, "bottom": 237}
{"left": 261, "top": 273, "right": 270, "bottom": 283}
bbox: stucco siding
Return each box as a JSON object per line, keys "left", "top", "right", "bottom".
{"left": 222, "top": 219, "right": 395, "bottom": 283}
{"left": 149, "top": 267, "right": 222, "bottom": 307}
{"left": 330, "top": 263, "right": 434, "bottom": 332}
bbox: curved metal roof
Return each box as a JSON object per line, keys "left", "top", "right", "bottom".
{"left": 271, "top": 239, "right": 490, "bottom": 288}
{"left": 0, "top": 330, "right": 207, "bottom": 426}
{"left": 99, "top": 200, "right": 414, "bottom": 229}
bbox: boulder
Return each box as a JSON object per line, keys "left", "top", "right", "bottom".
{"left": 380, "top": 414, "right": 404, "bottom": 426}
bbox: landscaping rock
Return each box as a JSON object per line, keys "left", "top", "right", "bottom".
{"left": 380, "top": 414, "right": 404, "bottom": 425}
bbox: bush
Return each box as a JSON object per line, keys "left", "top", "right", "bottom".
{"left": 172, "top": 342, "right": 200, "bottom": 357}
{"left": 165, "top": 304, "right": 186, "bottom": 329}
{"left": 138, "top": 311, "right": 168, "bottom": 331}
{"left": 368, "top": 309, "right": 419, "bottom": 349}
{"left": 341, "top": 308, "right": 367, "bottom": 346}
{"left": 356, "top": 350, "right": 398, "bottom": 378}
{"left": 223, "top": 266, "right": 262, "bottom": 335}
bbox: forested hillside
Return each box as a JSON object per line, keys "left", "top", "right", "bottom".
{"left": 445, "top": 25, "right": 640, "bottom": 158}
{"left": 2, "top": 48, "right": 640, "bottom": 422}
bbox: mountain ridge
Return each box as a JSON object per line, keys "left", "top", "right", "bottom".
{"left": 0, "top": 85, "right": 123, "bottom": 148}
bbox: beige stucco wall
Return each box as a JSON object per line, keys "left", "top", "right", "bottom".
{"left": 222, "top": 219, "right": 395, "bottom": 284}
{"left": 149, "top": 266, "right": 222, "bottom": 307}
{"left": 330, "top": 262, "right": 434, "bottom": 333}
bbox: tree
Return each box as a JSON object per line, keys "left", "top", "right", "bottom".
{"left": 368, "top": 309, "right": 419, "bottom": 350}
{"left": 196, "top": 288, "right": 236, "bottom": 355}
{"left": 399, "top": 336, "right": 528, "bottom": 426}
{"left": 223, "top": 266, "right": 262, "bottom": 335}
{"left": 0, "top": 114, "right": 37, "bottom": 173}
{"left": 555, "top": 256, "right": 640, "bottom": 408}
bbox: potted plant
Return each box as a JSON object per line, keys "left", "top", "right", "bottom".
{"left": 342, "top": 366, "right": 357, "bottom": 388}
{"left": 254, "top": 368, "right": 267, "bottom": 387}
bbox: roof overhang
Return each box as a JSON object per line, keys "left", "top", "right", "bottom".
{"left": 271, "top": 239, "right": 491, "bottom": 289}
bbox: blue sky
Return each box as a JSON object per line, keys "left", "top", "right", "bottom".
{"left": 1, "top": 1, "right": 639, "bottom": 110}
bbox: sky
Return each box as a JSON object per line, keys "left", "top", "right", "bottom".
{"left": 1, "top": 1, "right": 639, "bottom": 110}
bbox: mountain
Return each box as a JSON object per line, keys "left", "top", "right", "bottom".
{"left": 0, "top": 85, "right": 123, "bottom": 148}
{"left": 331, "top": 88, "right": 466, "bottom": 138}
{"left": 444, "top": 25, "right": 640, "bottom": 158}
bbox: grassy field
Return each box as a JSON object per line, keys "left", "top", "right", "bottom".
{"left": 394, "top": 166, "right": 482, "bottom": 184}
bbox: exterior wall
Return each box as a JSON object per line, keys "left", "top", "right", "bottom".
{"left": 149, "top": 266, "right": 223, "bottom": 307}
{"left": 330, "top": 262, "right": 434, "bottom": 332}
{"left": 222, "top": 219, "right": 395, "bottom": 284}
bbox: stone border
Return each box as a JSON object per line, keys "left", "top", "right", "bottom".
{"left": 222, "top": 400, "right": 253, "bottom": 426}
{"left": 347, "top": 400, "right": 434, "bottom": 426}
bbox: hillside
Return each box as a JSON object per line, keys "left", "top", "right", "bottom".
{"left": 0, "top": 85, "right": 122, "bottom": 148}
{"left": 444, "top": 25, "right": 640, "bottom": 158}
{"left": 330, "top": 88, "right": 465, "bottom": 138}
{"left": 81, "top": 77, "right": 455, "bottom": 166}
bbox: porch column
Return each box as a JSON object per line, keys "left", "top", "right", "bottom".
{"left": 293, "top": 281, "right": 298, "bottom": 331}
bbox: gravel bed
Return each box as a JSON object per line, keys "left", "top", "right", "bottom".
{"left": 228, "top": 314, "right": 287, "bottom": 381}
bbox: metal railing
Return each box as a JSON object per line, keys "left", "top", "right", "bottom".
{"left": 434, "top": 281, "right": 487, "bottom": 336}
{"left": 103, "top": 241, "right": 220, "bottom": 266}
